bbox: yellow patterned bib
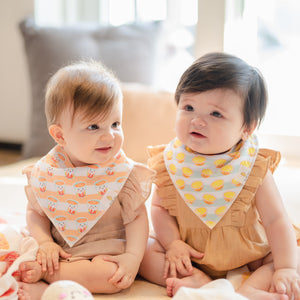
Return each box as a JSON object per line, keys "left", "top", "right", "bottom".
{"left": 30, "top": 146, "right": 134, "bottom": 247}
{"left": 164, "top": 135, "right": 258, "bottom": 229}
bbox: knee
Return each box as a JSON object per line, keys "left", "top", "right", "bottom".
{"left": 89, "top": 261, "right": 121, "bottom": 294}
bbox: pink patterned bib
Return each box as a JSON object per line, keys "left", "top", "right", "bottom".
{"left": 30, "top": 146, "right": 134, "bottom": 247}
{"left": 164, "top": 135, "right": 258, "bottom": 229}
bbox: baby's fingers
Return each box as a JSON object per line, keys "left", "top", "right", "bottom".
{"left": 59, "top": 248, "right": 71, "bottom": 260}
{"left": 274, "top": 281, "right": 286, "bottom": 294}
{"left": 182, "top": 257, "right": 193, "bottom": 274}
{"left": 291, "top": 279, "right": 300, "bottom": 300}
{"left": 174, "top": 259, "right": 192, "bottom": 277}
{"left": 169, "top": 262, "right": 177, "bottom": 278}
{"left": 189, "top": 247, "right": 204, "bottom": 259}
{"left": 38, "top": 251, "right": 47, "bottom": 272}
{"left": 114, "top": 274, "right": 134, "bottom": 290}
{"left": 51, "top": 252, "right": 60, "bottom": 272}
{"left": 46, "top": 254, "right": 55, "bottom": 275}
{"left": 163, "top": 260, "right": 170, "bottom": 279}
{"left": 109, "top": 268, "right": 124, "bottom": 285}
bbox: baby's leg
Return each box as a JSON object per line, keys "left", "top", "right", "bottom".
{"left": 42, "top": 256, "right": 121, "bottom": 294}
{"left": 19, "top": 261, "right": 43, "bottom": 283}
{"left": 139, "top": 237, "right": 211, "bottom": 296}
{"left": 17, "top": 281, "right": 48, "bottom": 300}
{"left": 139, "top": 237, "right": 169, "bottom": 286}
{"left": 237, "top": 263, "right": 288, "bottom": 300}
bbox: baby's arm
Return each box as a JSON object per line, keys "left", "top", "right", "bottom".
{"left": 103, "top": 203, "right": 149, "bottom": 289}
{"left": 151, "top": 187, "right": 204, "bottom": 278}
{"left": 256, "top": 170, "right": 300, "bottom": 298}
{"left": 26, "top": 203, "right": 71, "bottom": 274}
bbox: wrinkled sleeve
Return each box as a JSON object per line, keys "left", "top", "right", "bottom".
{"left": 120, "top": 163, "right": 155, "bottom": 224}
{"left": 22, "top": 165, "right": 46, "bottom": 217}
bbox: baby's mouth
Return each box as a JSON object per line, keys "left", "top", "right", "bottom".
{"left": 96, "top": 147, "right": 111, "bottom": 152}
{"left": 191, "top": 131, "right": 205, "bottom": 138}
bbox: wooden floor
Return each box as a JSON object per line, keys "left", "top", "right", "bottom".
{"left": 0, "top": 148, "right": 22, "bottom": 166}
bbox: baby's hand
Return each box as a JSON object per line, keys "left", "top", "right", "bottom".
{"left": 102, "top": 253, "right": 140, "bottom": 289}
{"left": 37, "top": 241, "right": 71, "bottom": 275}
{"left": 270, "top": 268, "right": 300, "bottom": 299}
{"left": 164, "top": 240, "right": 204, "bottom": 278}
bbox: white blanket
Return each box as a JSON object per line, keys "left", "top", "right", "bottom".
{"left": 0, "top": 225, "right": 38, "bottom": 300}
{"left": 173, "top": 278, "right": 248, "bottom": 300}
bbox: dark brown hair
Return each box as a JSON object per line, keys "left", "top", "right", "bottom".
{"left": 175, "top": 52, "right": 268, "bottom": 129}
{"left": 45, "top": 60, "right": 122, "bottom": 126}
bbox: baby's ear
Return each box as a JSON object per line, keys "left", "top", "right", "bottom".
{"left": 241, "top": 122, "right": 257, "bottom": 141}
{"left": 49, "top": 124, "right": 65, "bottom": 146}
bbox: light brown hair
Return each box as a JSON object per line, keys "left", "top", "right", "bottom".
{"left": 45, "top": 60, "right": 122, "bottom": 126}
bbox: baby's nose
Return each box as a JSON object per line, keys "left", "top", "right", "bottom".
{"left": 100, "top": 130, "right": 114, "bottom": 141}
{"left": 192, "top": 116, "right": 206, "bottom": 127}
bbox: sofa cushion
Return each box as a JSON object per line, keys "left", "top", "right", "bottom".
{"left": 19, "top": 18, "right": 165, "bottom": 159}
{"left": 122, "top": 83, "right": 176, "bottom": 163}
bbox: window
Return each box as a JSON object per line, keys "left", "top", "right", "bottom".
{"left": 34, "top": 0, "right": 197, "bottom": 90}
{"left": 225, "top": 0, "right": 300, "bottom": 138}
{"left": 34, "top": 0, "right": 197, "bottom": 27}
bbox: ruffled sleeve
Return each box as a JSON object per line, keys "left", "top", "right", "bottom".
{"left": 148, "top": 145, "right": 179, "bottom": 216}
{"left": 258, "top": 148, "right": 281, "bottom": 174}
{"left": 228, "top": 148, "right": 281, "bottom": 228}
{"left": 22, "top": 165, "right": 47, "bottom": 217}
{"left": 241, "top": 148, "right": 281, "bottom": 196}
{"left": 120, "top": 163, "right": 155, "bottom": 224}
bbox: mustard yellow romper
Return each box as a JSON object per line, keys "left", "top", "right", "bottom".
{"left": 148, "top": 145, "right": 294, "bottom": 278}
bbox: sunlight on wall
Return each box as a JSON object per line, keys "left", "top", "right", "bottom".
{"left": 225, "top": 0, "right": 300, "bottom": 137}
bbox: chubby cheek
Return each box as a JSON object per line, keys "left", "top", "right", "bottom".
{"left": 116, "top": 132, "right": 124, "bottom": 149}
{"left": 175, "top": 115, "right": 186, "bottom": 137}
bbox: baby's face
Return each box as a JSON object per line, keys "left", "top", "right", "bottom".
{"left": 175, "top": 88, "right": 249, "bottom": 155}
{"left": 59, "top": 99, "right": 124, "bottom": 166}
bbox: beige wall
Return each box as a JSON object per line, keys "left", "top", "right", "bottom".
{"left": 0, "top": 0, "right": 33, "bottom": 143}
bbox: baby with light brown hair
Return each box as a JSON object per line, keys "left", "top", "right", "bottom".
{"left": 18, "top": 61, "right": 154, "bottom": 300}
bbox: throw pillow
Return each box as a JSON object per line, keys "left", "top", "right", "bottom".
{"left": 19, "top": 18, "right": 165, "bottom": 159}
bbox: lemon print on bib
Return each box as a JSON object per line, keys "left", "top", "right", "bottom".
{"left": 191, "top": 181, "right": 203, "bottom": 191}
{"left": 201, "top": 169, "right": 213, "bottom": 178}
{"left": 176, "top": 179, "right": 185, "bottom": 190}
{"left": 192, "top": 156, "right": 206, "bottom": 166}
{"left": 176, "top": 153, "right": 185, "bottom": 163}
{"left": 164, "top": 135, "right": 258, "bottom": 229}
{"left": 203, "top": 194, "right": 216, "bottom": 205}
{"left": 182, "top": 167, "right": 193, "bottom": 178}
{"left": 185, "top": 193, "right": 196, "bottom": 204}
{"left": 195, "top": 207, "right": 207, "bottom": 217}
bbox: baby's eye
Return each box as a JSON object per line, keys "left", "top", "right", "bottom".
{"left": 112, "top": 121, "right": 120, "bottom": 128}
{"left": 87, "top": 124, "right": 99, "bottom": 130}
{"left": 211, "top": 111, "right": 223, "bottom": 118}
{"left": 184, "top": 105, "right": 194, "bottom": 111}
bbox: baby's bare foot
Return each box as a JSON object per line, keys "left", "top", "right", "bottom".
{"left": 17, "top": 281, "right": 48, "bottom": 300}
{"left": 166, "top": 270, "right": 211, "bottom": 297}
{"left": 19, "top": 261, "right": 43, "bottom": 283}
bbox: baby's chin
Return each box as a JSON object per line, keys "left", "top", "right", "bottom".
{"left": 187, "top": 144, "right": 230, "bottom": 156}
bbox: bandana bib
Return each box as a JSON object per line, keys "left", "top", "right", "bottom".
{"left": 164, "top": 135, "right": 258, "bottom": 229}
{"left": 30, "top": 146, "right": 134, "bottom": 247}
